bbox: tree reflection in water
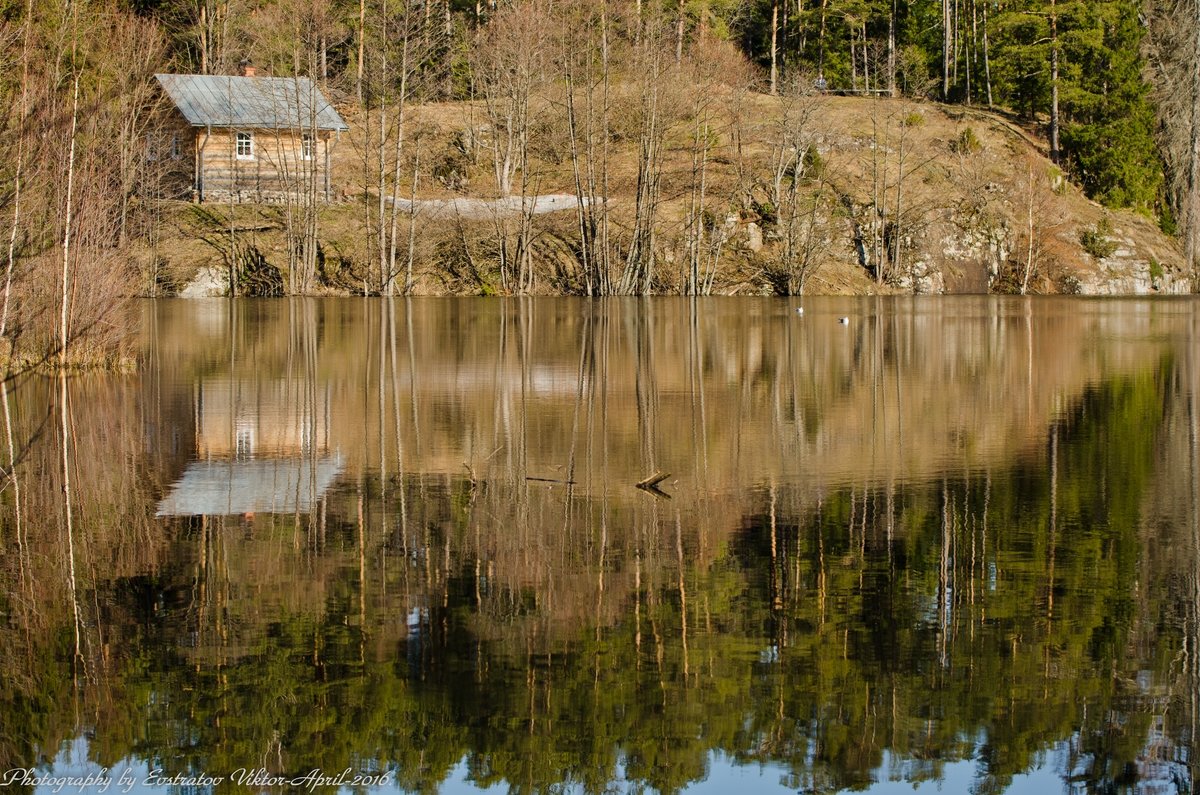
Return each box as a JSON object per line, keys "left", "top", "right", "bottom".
{"left": 0, "top": 297, "right": 1197, "bottom": 794}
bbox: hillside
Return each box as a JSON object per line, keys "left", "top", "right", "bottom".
{"left": 148, "top": 92, "right": 1190, "bottom": 297}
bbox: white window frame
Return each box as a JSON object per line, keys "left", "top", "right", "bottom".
{"left": 235, "top": 131, "right": 254, "bottom": 161}
{"left": 235, "top": 424, "right": 254, "bottom": 460}
{"left": 301, "top": 133, "right": 315, "bottom": 161}
{"left": 170, "top": 134, "right": 181, "bottom": 160}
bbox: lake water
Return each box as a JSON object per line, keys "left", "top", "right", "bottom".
{"left": 1, "top": 296, "right": 1197, "bottom": 794}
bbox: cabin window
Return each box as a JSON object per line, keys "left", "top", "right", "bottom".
{"left": 235, "top": 427, "right": 254, "bottom": 460}
{"left": 236, "top": 131, "right": 254, "bottom": 160}
{"left": 146, "top": 133, "right": 159, "bottom": 161}
{"left": 301, "top": 133, "right": 315, "bottom": 161}
{"left": 170, "top": 134, "right": 181, "bottom": 159}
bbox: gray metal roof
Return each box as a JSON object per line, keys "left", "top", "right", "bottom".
{"left": 155, "top": 74, "right": 349, "bottom": 131}
{"left": 156, "top": 455, "right": 344, "bottom": 516}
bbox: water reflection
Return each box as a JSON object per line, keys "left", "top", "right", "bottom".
{"left": 156, "top": 374, "right": 341, "bottom": 516}
{"left": 0, "top": 296, "right": 1197, "bottom": 794}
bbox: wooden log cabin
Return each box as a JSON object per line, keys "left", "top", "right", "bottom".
{"left": 155, "top": 65, "right": 348, "bottom": 204}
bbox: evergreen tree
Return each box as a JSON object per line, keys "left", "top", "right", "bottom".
{"left": 1057, "top": 0, "right": 1163, "bottom": 209}
{"left": 977, "top": 0, "right": 1161, "bottom": 211}
{"left": 990, "top": 1, "right": 1053, "bottom": 118}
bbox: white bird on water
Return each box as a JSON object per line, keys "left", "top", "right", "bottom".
{"left": 838, "top": 317, "right": 850, "bottom": 325}
{"left": 795, "top": 307, "right": 804, "bottom": 315}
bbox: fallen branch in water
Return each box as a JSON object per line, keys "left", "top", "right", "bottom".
{"left": 635, "top": 471, "right": 672, "bottom": 499}
{"left": 635, "top": 471, "right": 670, "bottom": 489}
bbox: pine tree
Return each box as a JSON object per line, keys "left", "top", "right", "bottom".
{"left": 1057, "top": 1, "right": 1162, "bottom": 209}
{"left": 990, "top": 0, "right": 1162, "bottom": 210}
{"left": 990, "top": 1, "right": 1053, "bottom": 119}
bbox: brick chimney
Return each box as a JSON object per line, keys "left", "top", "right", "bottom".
{"left": 238, "top": 59, "right": 257, "bottom": 77}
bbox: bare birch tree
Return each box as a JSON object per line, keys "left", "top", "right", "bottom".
{"left": 680, "top": 37, "right": 754, "bottom": 295}
{"left": 1010, "top": 157, "right": 1064, "bottom": 294}
{"left": 470, "top": 0, "right": 550, "bottom": 292}
{"left": 557, "top": 0, "right": 619, "bottom": 295}
{"left": 618, "top": 11, "right": 680, "bottom": 295}
{"left": 0, "top": 2, "right": 145, "bottom": 368}
{"left": 761, "top": 75, "right": 831, "bottom": 294}
{"left": 354, "top": 0, "right": 443, "bottom": 294}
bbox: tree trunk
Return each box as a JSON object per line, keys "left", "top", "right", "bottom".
{"left": 952, "top": 0, "right": 960, "bottom": 90}
{"left": 818, "top": 0, "right": 828, "bottom": 75}
{"left": 870, "top": 102, "right": 884, "bottom": 283}
{"left": 386, "top": 32, "right": 412, "bottom": 296}
{"left": 2, "top": 0, "right": 31, "bottom": 340}
{"left": 1023, "top": 163, "right": 1036, "bottom": 295}
{"left": 983, "top": 0, "right": 993, "bottom": 107}
{"left": 200, "top": 1, "right": 209, "bottom": 73}
{"left": 796, "top": 0, "right": 808, "bottom": 57}
{"left": 770, "top": 1, "right": 779, "bottom": 95}
{"left": 377, "top": 85, "right": 388, "bottom": 292}
{"left": 943, "top": 0, "right": 951, "bottom": 98}
{"left": 1049, "top": 0, "right": 1060, "bottom": 163}
{"left": 888, "top": 0, "right": 897, "bottom": 96}
{"left": 863, "top": 21, "right": 869, "bottom": 92}
{"left": 565, "top": 75, "right": 594, "bottom": 293}
{"left": 966, "top": 0, "right": 975, "bottom": 104}
{"left": 894, "top": 117, "right": 906, "bottom": 280}
{"left": 357, "top": 0, "right": 366, "bottom": 102}
{"left": 850, "top": 28, "right": 857, "bottom": 91}
{"left": 61, "top": 71, "right": 81, "bottom": 364}
{"left": 676, "top": 0, "right": 686, "bottom": 63}
{"left": 599, "top": 1, "right": 613, "bottom": 292}
{"left": 405, "top": 145, "right": 419, "bottom": 294}
{"left": 1187, "top": 0, "right": 1200, "bottom": 281}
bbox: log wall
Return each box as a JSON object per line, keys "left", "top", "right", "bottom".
{"left": 146, "top": 113, "right": 198, "bottom": 200}
{"left": 196, "top": 127, "right": 336, "bottom": 204}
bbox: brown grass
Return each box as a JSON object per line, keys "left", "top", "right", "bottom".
{"left": 148, "top": 92, "right": 1186, "bottom": 296}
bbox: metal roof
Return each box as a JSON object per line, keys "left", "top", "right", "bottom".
{"left": 155, "top": 74, "right": 349, "bottom": 131}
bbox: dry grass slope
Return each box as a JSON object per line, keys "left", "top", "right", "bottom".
{"left": 140, "top": 93, "right": 1190, "bottom": 297}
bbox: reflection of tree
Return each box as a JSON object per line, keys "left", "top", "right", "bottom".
{"left": 1, "top": 300, "right": 1198, "bottom": 794}
{"left": 0, "top": 375, "right": 168, "bottom": 775}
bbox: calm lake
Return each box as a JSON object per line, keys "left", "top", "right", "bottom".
{"left": 1, "top": 296, "right": 1197, "bottom": 794}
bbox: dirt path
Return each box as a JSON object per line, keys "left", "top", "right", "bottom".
{"left": 387, "top": 193, "right": 588, "bottom": 219}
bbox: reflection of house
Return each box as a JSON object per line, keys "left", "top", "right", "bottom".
{"left": 196, "top": 378, "right": 331, "bottom": 459}
{"left": 156, "top": 457, "right": 342, "bottom": 516}
{"left": 154, "top": 64, "right": 348, "bottom": 203}
{"left": 157, "top": 376, "right": 340, "bottom": 516}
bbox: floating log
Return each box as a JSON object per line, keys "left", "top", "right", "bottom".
{"left": 636, "top": 471, "right": 670, "bottom": 489}
{"left": 635, "top": 471, "right": 672, "bottom": 499}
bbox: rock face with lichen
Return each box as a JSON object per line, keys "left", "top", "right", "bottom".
{"left": 1068, "top": 226, "right": 1192, "bottom": 295}
{"left": 805, "top": 200, "right": 1194, "bottom": 295}
{"left": 934, "top": 216, "right": 1011, "bottom": 293}
{"left": 818, "top": 193, "right": 1190, "bottom": 295}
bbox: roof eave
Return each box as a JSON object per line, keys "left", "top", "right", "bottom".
{"left": 179, "top": 122, "right": 350, "bottom": 132}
